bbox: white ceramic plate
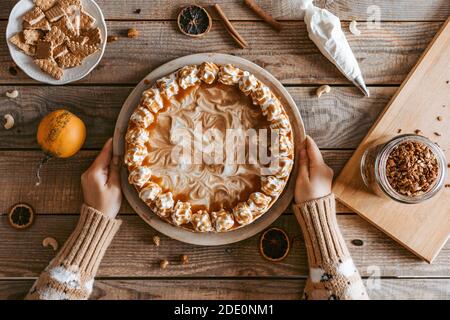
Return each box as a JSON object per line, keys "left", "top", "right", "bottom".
{"left": 6, "top": 0, "right": 107, "bottom": 85}
{"left": 114, "top": 53, "right": 306, "bottom": 246}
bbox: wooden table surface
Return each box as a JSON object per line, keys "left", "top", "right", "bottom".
{"left": 1, "top": 0, "right": 449, "bottom": 300}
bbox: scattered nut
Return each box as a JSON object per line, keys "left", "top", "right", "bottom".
{"left": 3, "top": 114, "right": 14, "bottom": 130}
{"left": 42, "top": 237, "right": 59, "bottom": 251}
{"left": 107, "top": 35, "right": 119, "bottom": 42}
{"left": 434, "top": 132, "right": 442, "bottom": 137}
{"left": 386, "top": 141, "right": 439, "bottom": 197}
{"left": 127, "top": 28, "right": 139, "bottom": 38}
{"left": 437, "top": 116, "right": 442, "bottom": 121}
{"left": 316, "top": 85, "right": 331, "bottom": 98}
{"left": 414, "top": 129, "right": 422, "bottom": 135}
{"left": 160, "top": 259, "right": 169, "bottom": 269}
{"left": 180, "top": 254, "right": 189, "bottom": 265}
{"left": 349, "top": 20, "right": 361, "bottom": 36}
{"left": 152, "top": 235, "right": 160, "bottom": 246}
{"left": 5, "top": 89, "right": 19, "bottom": 98}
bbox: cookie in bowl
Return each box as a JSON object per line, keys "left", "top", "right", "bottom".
{"left": 124, "top": 62, "right": 294, "bottom": 232}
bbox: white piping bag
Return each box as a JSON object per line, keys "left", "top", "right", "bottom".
{"left": 300, "top": 0, "right": 369, "bottom": 96}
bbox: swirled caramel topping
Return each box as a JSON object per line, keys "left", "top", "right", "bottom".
{"left": 126, "top": 62, "right": 295, "bottom": 232}
{"left": 211, "top": 209, "right": 235, "bottom": 232}
{"left": 261, "top": 176, "right": 284, "bottom": 196}
{"left": 198, "top": 62, "right": 219, "bottom": 84}
{"left": 233, "top": 202, "right": 253, "bottom": 225}
{"left": 172, "top": 201, "right": 192, "bottom": 226}
{"left": 192, "top": 210, "right": 213, "bottom": 232}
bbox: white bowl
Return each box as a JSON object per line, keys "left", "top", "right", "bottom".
{"left": 6, "top": 0, "right": 107, "bottom": 85}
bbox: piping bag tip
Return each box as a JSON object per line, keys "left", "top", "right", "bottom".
{"left": 352, "top": 75, "right": 370, "bottom": 97}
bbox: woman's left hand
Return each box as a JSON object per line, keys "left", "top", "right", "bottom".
{"left": 81, "top": 138, "right": 122, "bottom": 218}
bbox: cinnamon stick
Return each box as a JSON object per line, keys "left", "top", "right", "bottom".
{"left": 243, "top": 0, "right": 282, "bottom": 32}
{"left": 213, "top": 4, "right": 248, "bottom": 49}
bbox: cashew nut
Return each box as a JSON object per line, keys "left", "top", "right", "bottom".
{"left": 349, "top": 20, "right": 361, "bottom": 36}
{"left": 316, "top": 85, "right": 331, "bottom": 98}
{"left": 42, "top": 237, "right": 59, "bottom": 251}
{"left": 3, "top": 114, "right": 14, "bottom": 130}
{"left": 6, "top": 89, "right": 19, "bottom": 99}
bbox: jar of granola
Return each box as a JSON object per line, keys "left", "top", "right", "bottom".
{"left": 360, "top": 134, "right": 447, "bottom": 204}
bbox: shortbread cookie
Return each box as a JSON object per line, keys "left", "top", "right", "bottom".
{"left": 52, "top": 15, "right": 76, "bottom": 38}
{"left": 43, "top": 26, "right": 66, "bottom": 47}
{"left": 70, "top": 35, "right": 89, "bottom": 45}
{"left": 58, "top": 0, "right": 82, "bottom": 10}
{"left": 80, "top": 10, "right": 96, "bottom": 29}
{"left": 23, "top": 17, "right": 51, "bottom": 31}
{"left": 81, "top": 27, "right": 102, "bottom": 45}
{"left": 23, "top": 29, "right": 43, "bottom": 45}
{"left": 65, "top": 5, "right": 81, "bottom": 35}
{"left": 23, "top": 7, "right": 45, "bottom": 25}
{"left": 56, "top": 52, "right": 83, "bottom": 68}
{"left": 53, "top": 44, "right": 68, "bottom": 58}
{"left": 67, "top": 40, "right": 99, "bottom": 58}
{"left": 45, "top": 4, "right": 66, "bottom": 22}
{"left": 33, "top": 0, "right": 57, "bottom": 11}
{"left": 36, "top": 40, "right": 53, "bottom": 59}
{"left": 34, "top": 58, "right": 63, "bottom": 79}
{"left": 9, "top": 33, "right": 36, "bottom": 56}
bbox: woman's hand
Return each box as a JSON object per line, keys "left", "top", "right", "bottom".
{"left": 81, "top": 138, "right": 122, "bottom": 218}
{"left": 295, "top": 136, "right": 334, "bottom": 204}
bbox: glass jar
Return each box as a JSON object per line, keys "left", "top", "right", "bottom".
{"left": 360, "top": 134, "right": 447, "bottom": 204}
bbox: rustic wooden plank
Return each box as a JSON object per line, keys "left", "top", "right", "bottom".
{"left": 0, "top": 150, "right": 352, "bottom": 215}
{"left": 1, "top": 0, "right": 449, "bottom": 21}
{"left": 1, "top": 278, "right": 449, "bottom": 300}
{"left": 1, "top": 21, "right": 441, "bottom": 85}
{"left": 0, "top": 86, "right": 394, "bottom": 149}
{"left": 0, "top": 215, "right": 448, "bottom": 278}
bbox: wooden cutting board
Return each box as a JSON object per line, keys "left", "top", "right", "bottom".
{"left": 333, "top": 17, "right": 450, "bottom": 263}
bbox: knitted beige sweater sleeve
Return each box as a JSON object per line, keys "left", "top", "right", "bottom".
{"left": 292, "top": 194, "right": 369, "bottom": 300}
{"left": 25, "top": 205, "right": 122, "bottom": 300}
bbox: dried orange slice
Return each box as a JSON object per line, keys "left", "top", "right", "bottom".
{"left": 259, "top": 227, "right": 290, "bottom": 262}
{"left": 8, "top": 203, "right": 35, "bottom": 230}
{"left": 177, "top": 5, "right": 212, "bottom": 37}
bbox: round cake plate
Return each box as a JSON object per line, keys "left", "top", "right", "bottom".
{"left": 6, "top": 0, "right": 107, "bottom": 85}
{"left": 113, "top": 53, "right": 306, "bottom": 246}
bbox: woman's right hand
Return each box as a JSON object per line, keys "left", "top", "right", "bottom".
{"left": 294, "top": 136, "right": 334, "bottom": 204}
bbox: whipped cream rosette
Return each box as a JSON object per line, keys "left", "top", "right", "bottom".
{"left": 124, "top": 62, "right": 295, "bottom": 232}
